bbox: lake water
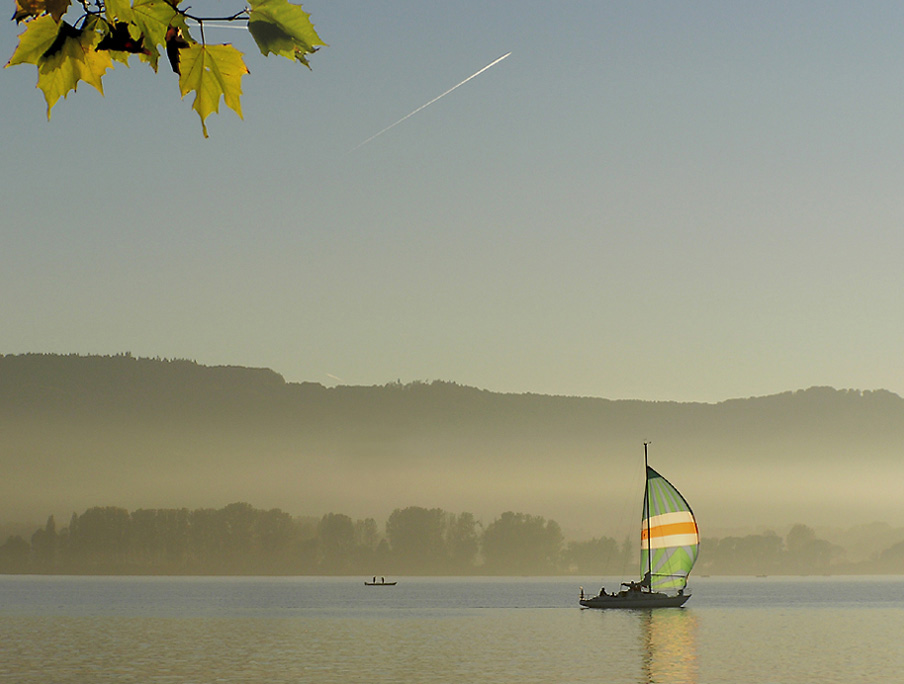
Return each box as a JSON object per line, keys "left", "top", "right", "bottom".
{"left": 2, "top": 575, "right": 903, "bottom": 683}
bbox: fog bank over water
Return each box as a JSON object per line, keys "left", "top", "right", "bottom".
{"left": 2, "top": 354, "right": 902, "bottom": 539}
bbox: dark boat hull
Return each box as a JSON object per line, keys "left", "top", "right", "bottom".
{"left": 579, "top": 592, "right": 689, "bottom": 609}
{"left": 364, "top": 582, "right": 397, "bottom": 586}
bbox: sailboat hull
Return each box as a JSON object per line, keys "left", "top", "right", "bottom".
{"left": 579, "top": 592, "right": 690, "bottom": 609}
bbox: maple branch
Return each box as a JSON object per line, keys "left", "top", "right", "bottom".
{"left": 73, "top": 0, "right": 97, "bottom": 25}
{"left": 7, "top": 0, "right": 323, "bottom": 136}
{"left": 186, "top": 9, "right": 249, "bottom": 21}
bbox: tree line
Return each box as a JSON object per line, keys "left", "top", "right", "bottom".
{"left": 0, "top": 503, "right": 607, "bottom": 576}
{"left": 699, "top": 524, "right": 904, "bottom": 576}
{"left": 2, "top": 503, "right": 901, "bottom": 575}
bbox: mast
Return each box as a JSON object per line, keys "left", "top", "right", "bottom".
{"left": 643, "top": 441, "right": 652, "bottom": 589}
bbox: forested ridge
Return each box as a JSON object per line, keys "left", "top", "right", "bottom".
{"left": 3, "top": 353, "right": 904, "bottom": 547}
{"left": 3, "top": 353, "right": 902, "bottom": 433}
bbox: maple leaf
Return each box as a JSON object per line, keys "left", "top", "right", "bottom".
{"left": 5, "top": 14, "right": 59, "bottom": 67}
{"left": 104, "top": 0, "right": 133, "bottom": 23}
{"left": 33, "top": 21, "right": 113, "bottom": 118}
{"left": 12, "top": 0, "right": 70, "bottom": 23}
{"left": 130, "top": 0, "right": 183, "bottom": 71}
{"left": 247, "top": 0, "right": 325, "bottom": 66}
{"left": 178, "top": 43, "right": 248, "bottom": 138}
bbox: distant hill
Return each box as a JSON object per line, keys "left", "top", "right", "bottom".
{"left": 2, "top": 353, "right": 903, "bottom": 538}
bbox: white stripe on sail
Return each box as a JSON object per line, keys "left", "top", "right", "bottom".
{"left": 644, "top": 511, "right": 696, "bottom": 527}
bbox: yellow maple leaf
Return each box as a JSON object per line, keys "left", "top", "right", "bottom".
{"left": 178, "top": 43, "right": 248, "bottom": 138}
{"left": 5, "top": 15, "right": 59, "bottom": 67}
{"left": 36, "top": 23, "right": 113, "bottom": 118}
{"left": 13, "top": 0, "right": 70, "bottom": 22}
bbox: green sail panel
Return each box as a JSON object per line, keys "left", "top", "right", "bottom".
{"left": 640, "top": 466, "right": 700, "bottom": 591}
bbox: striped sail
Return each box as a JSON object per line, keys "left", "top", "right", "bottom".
{"left": 639, "top": 466, "right": 699, "bottom": 592}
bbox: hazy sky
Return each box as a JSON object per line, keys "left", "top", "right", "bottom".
{"left": 3, "top": 2, "right": 904, "bottom": 402}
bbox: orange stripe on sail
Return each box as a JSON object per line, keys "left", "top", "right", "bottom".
{"left": 641, "top": 521, "right": 699, "bottom": 540}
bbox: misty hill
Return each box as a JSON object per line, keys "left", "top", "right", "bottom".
{"left": 2, "top": 353, "right": 903, "bottom": 539}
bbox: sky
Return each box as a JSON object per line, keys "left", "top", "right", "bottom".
{"left": 3, "top": 1, "right": 904, "bottom": 403}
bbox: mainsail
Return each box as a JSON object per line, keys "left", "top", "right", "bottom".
{"left": 640, "top": 466, "right": 700, "bottom": 592}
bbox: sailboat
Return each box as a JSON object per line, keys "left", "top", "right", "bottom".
{"left": 580, "top": 443, "right": 699, "bottom": 609}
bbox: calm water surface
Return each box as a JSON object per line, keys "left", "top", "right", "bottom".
{"left": 2, "top": 575, "right": 903, "bottom": 683}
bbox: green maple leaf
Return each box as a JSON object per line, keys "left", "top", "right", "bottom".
{"left": 5, "top": 14, "right": 60, "bottom": 67}
{"left": 104, "top": 0, "right": 134, "bottom": 23}
{"left": 131, "top": 0, "right": 177, "bottom": 45}
{"left": 178, "top": 43, "right": 248, "bottom": 138}
{"left": 131, "top": 0, "right": 184, "bottom": 70}
{"left": 35, "top": 22, "right": 113, "bottom": 118}
{"left": 247, "top": 0, "right": 325, "bottom": 66}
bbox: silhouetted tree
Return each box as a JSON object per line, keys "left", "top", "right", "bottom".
{"left": 374, "top": 538, "right": 392, "bottom": 570}
{"left": 318, "top": 513, "right": 356, "bottom": 573}
{"left": 130, "top": 509, "right": 165, "bottom": 568}
{"left": 446, "top": 512, "right": 480, "bottom": 572}
{"left": 562, "top": 536, "right": 619, "bottom": 574}
{"left": 221, "top": 502, "right": 257, "bottom": 571}
{"left": 0, "top": 535, "right": 30, "bottom": 573}
{"left": 128, "top": 507, "right": 192, "bottom": 571}
{"left": 351, "top": 517, "right": 379, "bottom": 571}
{"left": 30, "top": 515, "right": 58, "bottom": 571}
{"left": 386, "top": 506, "right": 448, "bottom": 574}
{"left": 188, "top": 508, "right": 227, "bottom": 571}
{"left": 699, "top": 532, "right": 783, "bottom": 575}
{"left": 482, "top": 512, "right": 563, "bottom": 575}
{"left": 786, "top": 523, "right": 834, "bottom": 574}
{"left": 257, "top": 508, "right": 297, "bottom": 573}
{"left": 878, "top": 539, "right": 904, "bottom": 573}
{"left": 69, "top": 507, "right": 131, "bottom": 570}
{"left": 160, "top": 508, "right": 192, "bottom": 568}
{"left": 354, "top": 518, "right": 378, "bottom": 548}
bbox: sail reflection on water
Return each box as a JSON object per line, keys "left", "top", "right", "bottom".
{"left": 640, "top": 609, "right": 699, "bottom": 684}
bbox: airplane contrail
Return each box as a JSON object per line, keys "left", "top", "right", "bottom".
{"left": 351, "top": 52, "right": 512, "bottom": 152}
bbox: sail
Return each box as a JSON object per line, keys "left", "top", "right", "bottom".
{"left": 640, "top": 466, "right": 699, "bottom": 592}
